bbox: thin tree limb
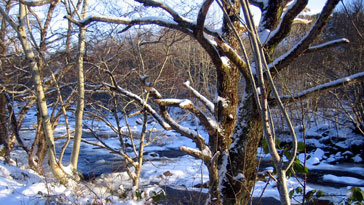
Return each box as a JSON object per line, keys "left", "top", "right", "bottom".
{"left": 265, "top": 0, "right": 309, "bottom": 50}
{"left": 195, "top": 0, "right": 214, "bottom": 37}
{"left": 269, "top": 0, "right": 341, "bottom": 73}
{"left": 183, "top": 81, "right": 215, "bottom": 114}
{"left": 305, "top": 38, "right": 349, "bottom": 53}
{"left": 20, "top": 0, "right": 59, "bottom": 7}
{"left": 277, "top": 72, "right": 364, "bottom": 104}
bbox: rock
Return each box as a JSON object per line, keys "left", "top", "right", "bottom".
{"left": 163, "top": 171, "right": 173, "bottom": 177}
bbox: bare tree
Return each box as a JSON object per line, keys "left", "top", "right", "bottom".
{"left": 65, "top": 0, "right": 364, "bottom": 204}
{"left": 0, "top": 0, "right": 69, "bottom": 183}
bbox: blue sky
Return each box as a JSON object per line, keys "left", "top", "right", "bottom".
{"left": 307, "top": 0, "right": 329, "bottom": 14}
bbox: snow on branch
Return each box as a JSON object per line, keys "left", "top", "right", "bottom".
{"left": 140, "top": 75, "right": 162, "bottom": 99}
{"left": 67, "top": 15, "right": 176, "bottom": 28}
{"left": 155, "top": 98, "right": 219, "bottom": 137}
{"left": 268, "top": 0, "right": 341, "bottom": 73}
{"left": 183, "top": 81, "right": 214, "bottom": 113}
{"left": 180, "top": 146, "right": 212, "bottom": 161}
{"left": 278, "top": 72, "right": 364, "bottom": 104}
{"left": 104, "top": 83, "right": 171, "bottom": 131}
{"left": 159, "top": 107, "right": 208, "bottom": 152}
{"left": 215, "top": 39, "right": 250, "bottom": 80}
{"left": 140, "top": 80, "right": 209, "bottom": 152}
{"left": 306, "top": 38, "right": 350, "bottom": 53}
{"left": 292, "top": 18, "right": 312, "bottom": 25}
{"left": 259, "top": 0, "right": 308, "bottom": 47}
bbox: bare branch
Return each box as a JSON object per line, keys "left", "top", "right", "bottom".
{"left": 140, "top": 79, "right": 209, "bottom": 153}
{"left": 134, "top": 0, "right": 185, "bottom": 23}
{"left": 155, "top": 98, "right": 219, "bottom": 137}
{"left": 104, "top": 83, "right": 171, "bottom": 131}
{"left": 20, "top": 0, "right": 59, "bottom": 7}
{"left": 269, "top": 0, "right": 341, "bottom": 73}
{"left": 183, "top": 81, "right": 215, "bottom": 113}
{"left": 195, "top": 0, "right": 214, "bottom": 37}
{"left": 66, "top": 15, "right": 194, "bottom": 35}
{"left": 305, "top": 38, "right": 350, "bottom": 53}
{"left": 265, "top": 0, "right": 309, "bottom": 50}
{"left": 277, "top": 72, "right": 364, "bottom": 104}
{"left": 83, "top": 125, "right": 138, "bottom": 168}
{"left": 180, "top": 146, "right": 211, "bottom": 161}
{"left": 0, "top": 6, "right": 19, "bottom": 30}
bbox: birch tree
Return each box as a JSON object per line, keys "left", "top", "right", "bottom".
{"left": 0, "top": 0, "right": 90, "bottom": 183}
{"left": 70, "top": 0, "right": 88, "bottom": 173}
{"left": 0, "top": 0, "right": 68, "bottom": 183}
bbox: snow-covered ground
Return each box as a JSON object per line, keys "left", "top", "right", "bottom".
{"left": 0, "top": 107, "right": 363, "bottom": 204}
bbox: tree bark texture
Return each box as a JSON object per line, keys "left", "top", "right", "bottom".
{"left": 220, "top": 86, "right": 262, "bottom": 204}
{"left": 0, "top": 93, "right": 9, "bottom": 160}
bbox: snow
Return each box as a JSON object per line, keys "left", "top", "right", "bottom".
{"left": 214, "top": 95, "right": 228, "bottom": 108}
{"left": 220, "top": 56, "right": 230, "bottom": 66}
{"left": 352, "top": 154, "right": 363, "bottom": 163}
{"left": 201, "top": 147, "right": 212, "bottom": 158}
{"left": 279, "top": 72, "right": 364, "bottom": 100}
{"left": 308, "top": 38, "right": 349, "bottom": 50}
{"left": 179, "top": 99, "right": 193, "bottom": 107}
{"left": 301, "top": 148, "right": 326, "bottom": 166}
{"left": 80, "top": 15, "right": 178, "bottom": 27}
{"left": 323, "top": 174, "right": 364, "bottom": 186}
{"left": 1, "top": 105, "right": 363, "bottom": 204}
{"left": 233, "top": 173, "right": 245, "bottom": 180}
{"left": 258, "top": 29, "right": 271, "bottom": 44}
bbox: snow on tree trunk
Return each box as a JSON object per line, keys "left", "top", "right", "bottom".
{"left": 220, "top": 86, "right": 262, "bottom": 205}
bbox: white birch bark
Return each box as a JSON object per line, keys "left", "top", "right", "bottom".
{"left": 0, "top": 2, "right": 68, "bottom": 183}
{"left": 70, "top": 0, "right": 88, "bottom": 171}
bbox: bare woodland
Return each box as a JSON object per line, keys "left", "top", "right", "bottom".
{"left": 0, "top": 0, "right": 363, "bottom": 204}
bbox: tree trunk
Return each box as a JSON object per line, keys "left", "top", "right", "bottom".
{"left": 15, "top": 3, "right": 68, "bottom": 183}
{"left": 0, "top": 0, "right": 12, "bottom": 162}
{"left": 220, "top": 85, "right": 263, "bottom": 205}
{"left": 35, "top": 118, "right": 48, "bottom": 173}
{"left": 0, "top": 93, "right": 9, "bottom": 161}
{"left": 70, "top": 0, "right": 88, "bottom": 172}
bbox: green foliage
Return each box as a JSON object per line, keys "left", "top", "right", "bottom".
{"left": 289, "top": 188, "right": 325, "bottom": 203}
{"left": 261, "top": 138, "right": 281, "bottom": 154}
{"left": 293, "top": 159, "right": 309, "bottom": 174}
{"left": 305, "top": 189, "right": 317, "bottom": 202}
{"left": 135, "top": 190, "right": 143, "bottom": 200}
{"left": 287, "top": 158, "right": 309, "bottom": 177}
{"left": 289, "top": 187, "right": 303, "bottom": 199}
{"left": 343, "top": 187, "right": 364, "bottom": 205}
{"left": 316, "top": 190, "right": 325, "bottom": 198}
{"left": 297, "top": 142, "right": 305, "bottom": 152}
{"left": 151, "top": 191, "right": 165, "bottom": 202}
{"left": 262, "top": 138, "right": 309, "bottom": 177}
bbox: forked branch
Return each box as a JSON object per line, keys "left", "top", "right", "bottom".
{"left": 269, "top": 0, "right": 341, "bottom": 73}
